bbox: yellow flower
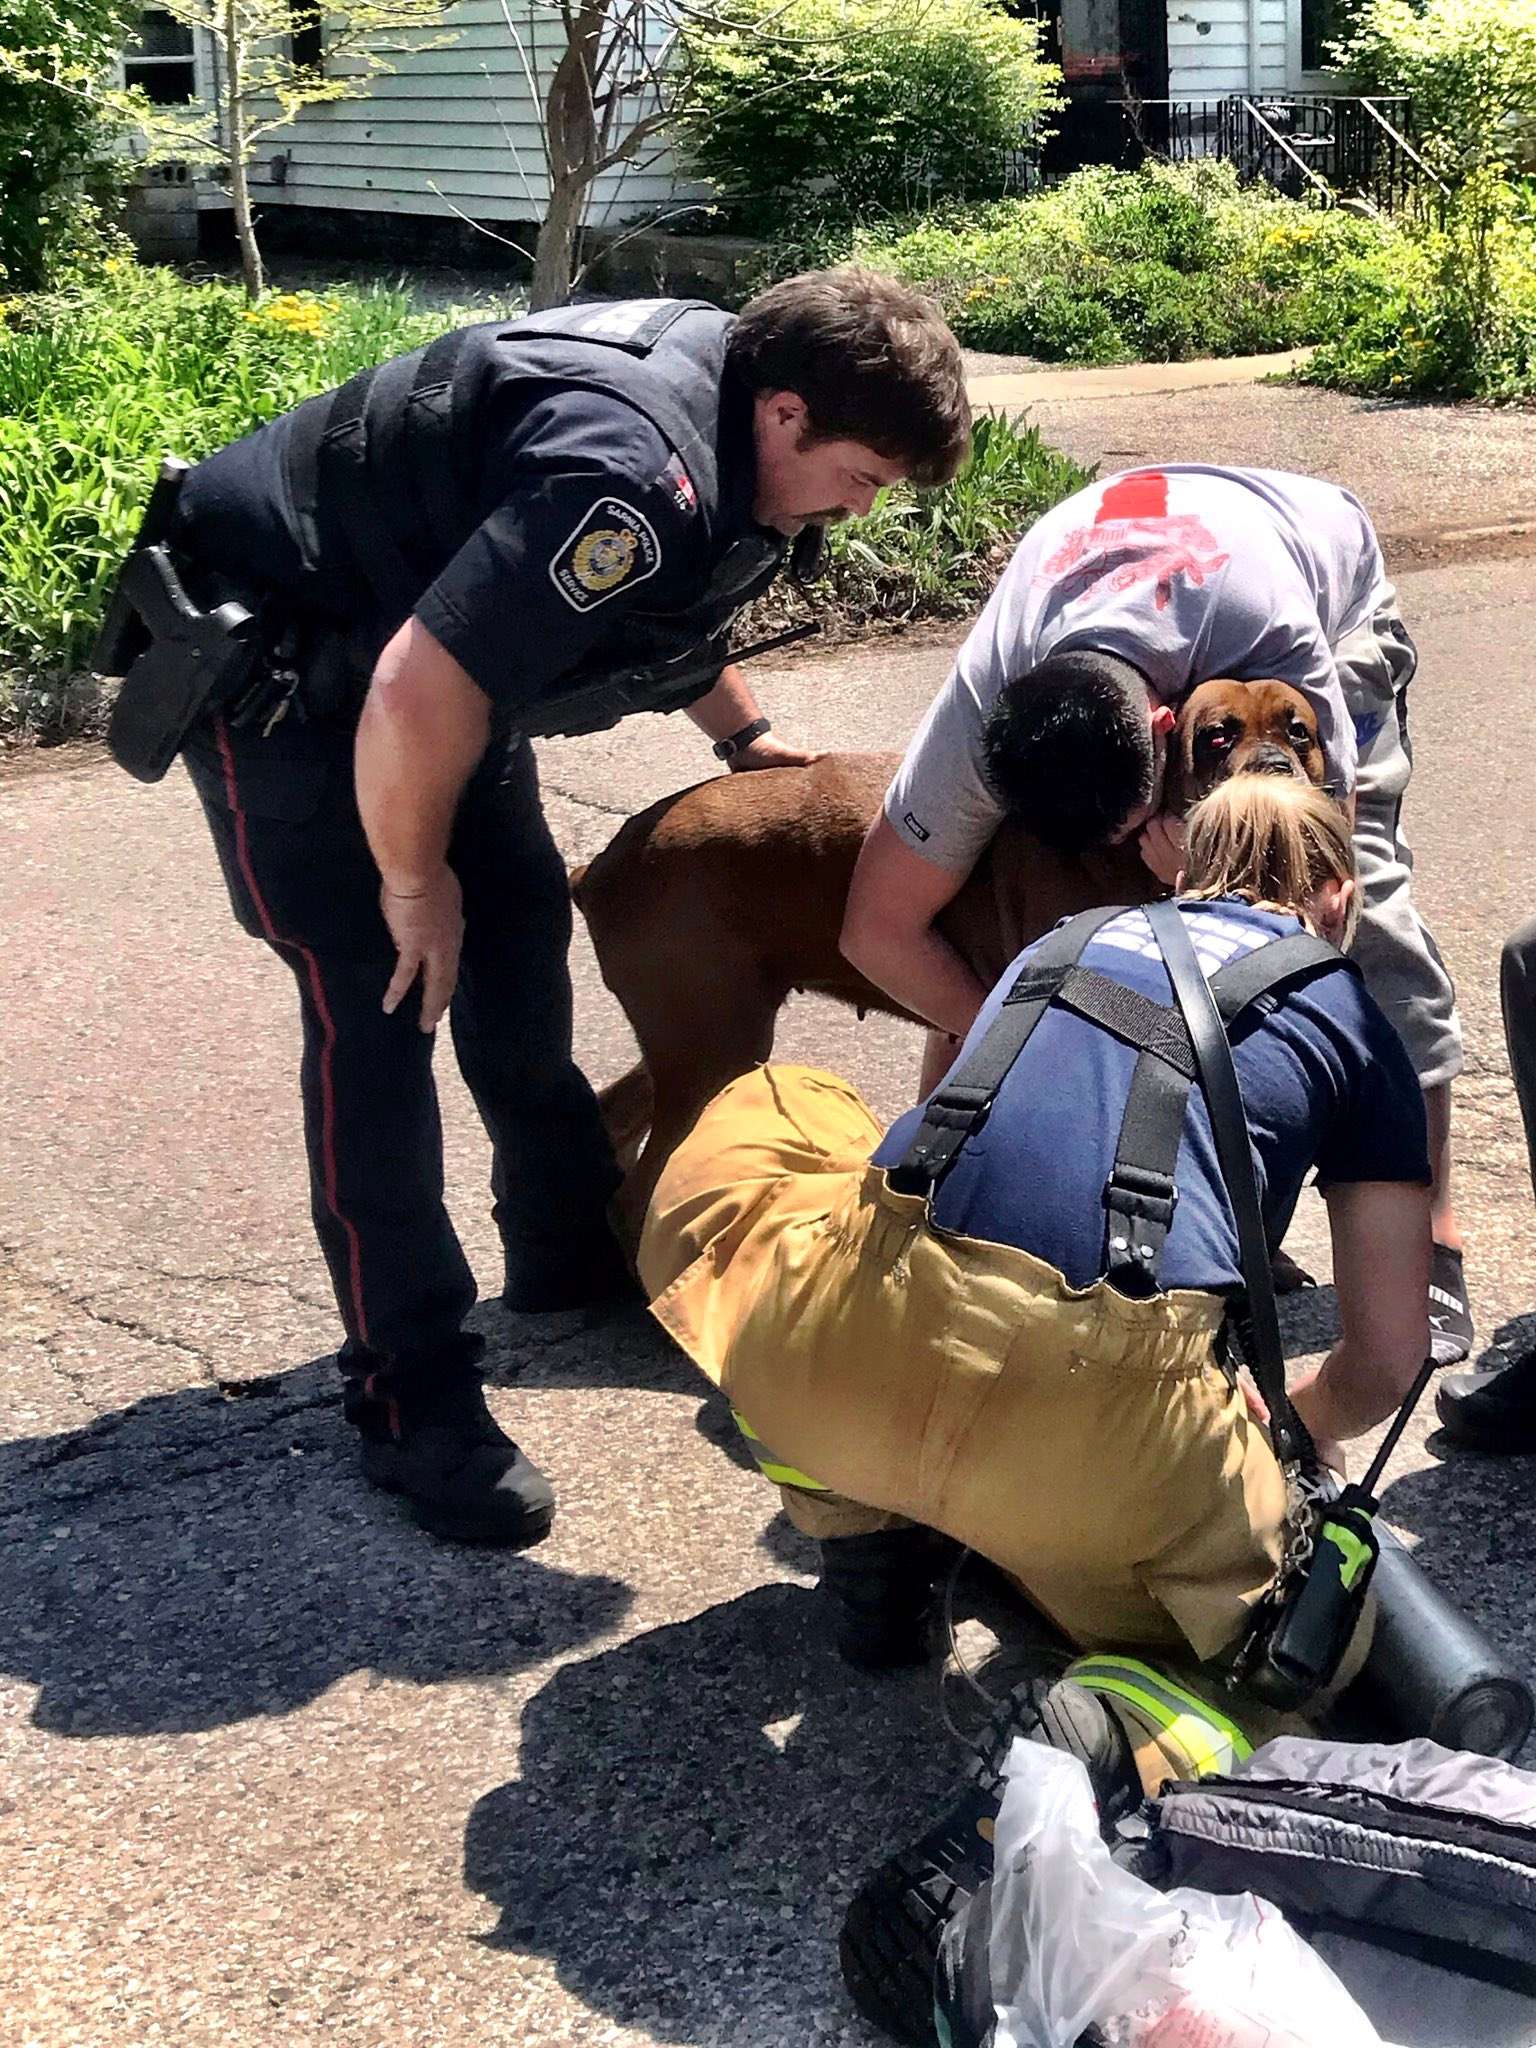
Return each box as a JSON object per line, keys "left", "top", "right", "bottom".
{"left": 244, "top": 291, "right": 334, "bottom": 339}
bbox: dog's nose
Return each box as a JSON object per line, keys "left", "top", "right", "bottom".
{"left": 1245, "top": 745, "right": 1305, "bottom": 777}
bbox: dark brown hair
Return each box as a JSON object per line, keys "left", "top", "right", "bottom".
{"left": 728, "top": 265, "right": 971, "bottom": 488}
{"left": 982, "top": 651, "right": 1156, "bottom": 854}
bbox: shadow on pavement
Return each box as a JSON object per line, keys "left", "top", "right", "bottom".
{"left": 1376, "top": 1312, "right": 1536, "bottom": 1693}
{"left": 1278, "top": 1281, "right": 1340, "bottom": 1359}
{"left": 464, "top": 1583, "right": 961, "bottom": 2044}
{"left": 479, "top": 1300, "right": 703, "bottom": 1398}
{"left": 0, "top": 1358, "right": 632, "bottom": 1738}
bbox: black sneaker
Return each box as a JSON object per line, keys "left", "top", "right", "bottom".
{"left": 818, "top": 1527, "right": 950, "bottom": 1670}
{"left": 1436, "top": 1341, "right": 1536, "bottom": 1453}
{"left": 838, "top": 1677, "right": 1140, "bottom": 2045}
{"left": 346, "top": 1371, "right": 556, "bottom": 1547}
{"left": 1428, "top": 1244, "right": 1475, "bottom": 1366}
{"left": 839, "top": 1778, "right": 998, "bottom": 2047}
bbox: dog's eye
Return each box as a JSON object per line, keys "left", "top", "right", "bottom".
{"left": 1203, "top": 729, "right": 1234, "bottom": 752}
{"left": 1288, "top": 721, "right": 1313, "bottom": 744}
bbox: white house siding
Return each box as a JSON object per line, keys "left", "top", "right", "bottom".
{"left": 248, "top": 0, "right": 700, "bottom": 222}
{"left": 1165, "top": 0, "right": 1294, "bottom": 100}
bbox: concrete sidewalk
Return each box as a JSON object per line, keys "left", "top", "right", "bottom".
{"left": 967, "top": 345, "right": 1315, "bottom": 409}
{"left": 968, "top": 347, "right": 1536, "bottom": 562}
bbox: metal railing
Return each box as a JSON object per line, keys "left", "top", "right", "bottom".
{"left": 1118, "top": 93, "right": 1447, "bottom": 221}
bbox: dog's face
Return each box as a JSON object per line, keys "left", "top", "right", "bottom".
{"left": 1163, "top": 678, "right": 1326, "bottom": 817}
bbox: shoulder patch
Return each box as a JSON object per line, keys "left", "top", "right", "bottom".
{"left": 660, "top": 456, "right": 698, "bottom": 517}
{"left": 550, "top": 497, "right": 661, "bottom": 612}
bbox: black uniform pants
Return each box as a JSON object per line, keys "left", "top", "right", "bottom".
{"left": 184, "top": 710, "right": 622, "bottom": 1383}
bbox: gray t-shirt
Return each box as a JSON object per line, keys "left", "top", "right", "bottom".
{"left": 885, "top": 465, "right": 1380, "bottom": 872}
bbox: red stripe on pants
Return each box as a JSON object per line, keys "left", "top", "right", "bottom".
{"left": 213, "top": 718, "right": 373, "bottom": 1348}
{"left": 1097, "top": 472, "right": 1168, "bottom": 523}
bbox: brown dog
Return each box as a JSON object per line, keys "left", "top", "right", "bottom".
{"left": 1165, "top": 678, "right": 1327, "bottom": 811}
{"left": 574, "top": 678, "right": 1324, "bottom": 1231}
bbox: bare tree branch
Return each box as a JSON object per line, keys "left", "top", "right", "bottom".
{"left": 425, "top": 181, "right": 540, "bottom": 263}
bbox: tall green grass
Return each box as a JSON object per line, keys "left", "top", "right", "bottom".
{"left": 820, "top": 412, "right": 1089, "bottom": 620}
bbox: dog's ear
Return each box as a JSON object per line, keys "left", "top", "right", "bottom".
{"left": 1162, "top": 701, "right": 1196, "bottom": 818}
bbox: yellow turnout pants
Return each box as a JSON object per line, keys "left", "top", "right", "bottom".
{"left": 639, "top": 1066, "right": 1370, "bottom": 1787}
{"left": 641, "top": 1063, "right": 1292, "bottom": 1643}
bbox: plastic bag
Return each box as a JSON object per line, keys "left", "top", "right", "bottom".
{"left": 980, "top": 1740, "right": 1386, "bottom": 2048}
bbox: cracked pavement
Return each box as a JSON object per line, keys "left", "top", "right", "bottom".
{"left": 5, "top": 387, "right": 1536, "bottom": 2046}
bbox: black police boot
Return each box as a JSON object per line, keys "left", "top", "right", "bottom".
{"left": 838, "top": 1676, "right": 1141, "bottom": 2046}
{"left": 1436, "top": 1340, "right": 1536, "bottom": 1452}
{"left": 345, "top": 1370, "right": 556, "bottom": 1548}
{"left": 818, "top": 1526, "right": 947, "bottom": 1670}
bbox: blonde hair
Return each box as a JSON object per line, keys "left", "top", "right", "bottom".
{"left": 1182, "top": 776, "right": 1359, "bottom": 947}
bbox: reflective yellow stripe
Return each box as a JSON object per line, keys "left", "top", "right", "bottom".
{"left": 730, "top": 1408, "right": 831, "bottom": 1493}
{"left": 1067, "top": 1655, "right": 1254, "bottom": 1777}
{"left": 1322, "top": 1518, "right": 1374, "bottom": 1590}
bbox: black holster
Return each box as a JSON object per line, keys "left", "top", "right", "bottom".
{"left": 94, "top": 459, "right": 270, "bottom": 784}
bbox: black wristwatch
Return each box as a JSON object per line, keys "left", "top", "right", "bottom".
{"left": 712, "top": 717, "right": 772, "bottom": 761}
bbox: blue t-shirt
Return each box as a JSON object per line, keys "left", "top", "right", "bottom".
{"left": 874, "top": 899, "right": 1430, "bottom": 1297}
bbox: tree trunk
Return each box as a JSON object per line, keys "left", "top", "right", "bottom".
{"left": 223, "top": 0, "right": 264, "bottom": 302}
{"left": 530, "top": 170, "right": 586, "bottom": 308}
{"left": 528, "top": 10, "right": 602, "bottom": 309}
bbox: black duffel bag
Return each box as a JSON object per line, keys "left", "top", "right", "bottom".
{"left": 936, "top": 1735, "right": 1536, "bottom": 2048}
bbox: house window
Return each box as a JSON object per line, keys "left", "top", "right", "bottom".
{"left": 289, "top": 2, "right": 324, "bottom": 72}
{"left": 1301, "top": 0, "right": 1343, "bottom": 74}
{"left": 122, "top": 7, "right": 197, "bottom": 105}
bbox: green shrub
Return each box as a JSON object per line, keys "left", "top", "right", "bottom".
{"left": 0, "top": 0, "right": 135, "bottom": 290}
{"left": 831, "top": 161, "right": 1394, "bottom": 364}
{"left": 1303, "top": 185, "right": 1536, "bottom": 400}
{"left": 0, "top": 267, "right": 462, "bottom": 737}
{"left": 811, "top": 411, "right": 1091, "bottom": 622}
{"left": 1082, "top": 180, "right": 1221, "bottom": 273}
{"left": 1333, "top": 0, "right": 1536, "bottom": 183}
{"left": 679, "top": 0, "right": 1063, "bottom": 230}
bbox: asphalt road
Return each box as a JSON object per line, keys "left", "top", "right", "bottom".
{"left": 5, "top": 403, "right": 1536, "bottom": 2043}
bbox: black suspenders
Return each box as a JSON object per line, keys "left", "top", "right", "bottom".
{"left": 887, "top": 905, "right": 1353, "bottom": 1361}
{"left": 886, "top": 906, "right": 1124, "bottom": 1197}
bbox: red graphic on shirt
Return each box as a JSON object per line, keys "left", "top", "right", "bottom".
{"left": 1038, "top": 469, "right": 1229, "bottom": 611}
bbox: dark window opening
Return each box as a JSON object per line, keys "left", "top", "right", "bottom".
{"left": 1301, "top": 0, "right": 1343, "bottom": 73}
{"left": 123, "top": 6, "right": 196, "bottom": 104}
{"left": 289, "top": 3, "right": 324, "bottom": 73}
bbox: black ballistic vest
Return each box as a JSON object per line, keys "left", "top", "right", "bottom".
{"left": 284, "top": 300, "right": 788, "bottom": 737}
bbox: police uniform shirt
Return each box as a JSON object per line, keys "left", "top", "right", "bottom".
{"left": 173, "top": 338, "right": 773, "bottom": 718}
{"left": 884, "top": 466, "right": 1384, "bottom": 874}
{"left": 874, "top": 899, "right": 1430, "bottom": 1298}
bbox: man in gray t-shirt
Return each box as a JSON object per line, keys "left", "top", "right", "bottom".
{"left": 842, "top": 463, "right": 1471, "bottom": 1362}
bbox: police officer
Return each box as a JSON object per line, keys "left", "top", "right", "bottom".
{"left": 103, "top": 268, "right": 971, "bottom": 1548}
